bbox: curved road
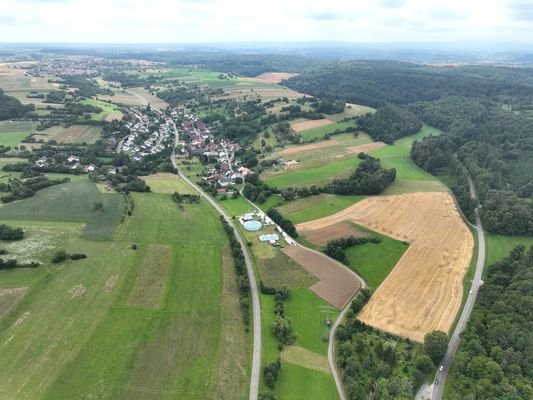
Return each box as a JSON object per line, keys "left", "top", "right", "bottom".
{"left": 431, "top": 178, "right": 485, "bottom": 399}
{"left": 238, "top": 191, "right": 366, "bottom": 400}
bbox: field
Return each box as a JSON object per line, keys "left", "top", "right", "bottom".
{"left": 278, "top": 194, "right": 364, "bottom": 225}
{"left": 140, "top": 173, "right": 195, "bottom": 194}
{"left": 81, "top": 98, "right": 123, "bottom": 121}
{"left": 32, "top": 125, "right": 102, "bottom": 144}
{"left": 253, "top": 72, "right": 297, "bottom": 84}
{"left": 261, "top": 133, "right": 374, "bottom": 189}
{"left": 0, "top": 188, "right": 249, "bottom": 399}
{"left": 0, "top": 120, "right": 37, "bottom": 147}
{"left": 0, "top": 180, "right": 123, "bottom": 241}
{"left": 485, "top": 233, "right": 533, "bottom": 267}
{"left": 300, "top": 221, "right": 365, "bottom": 246}
{"left": 298, "top": 120, "right": 358, "bottom": 141}
{"left": 282, "top": 245, "right": 361, "bottom": 309}
{"left": 290, "top": 119, "right": 333, "bottom": 133}
{"left": 296, "top": 192, "right": 474, "bottom": 342}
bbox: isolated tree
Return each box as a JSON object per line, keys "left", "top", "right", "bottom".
{"left": 93, "top": 201, "right": 104, "bottom": 212}
{"left": 424, "top": 330, "right": 449, "bottom": 365}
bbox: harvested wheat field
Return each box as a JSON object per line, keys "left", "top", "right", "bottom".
{"left": 291, "top": 119, "right": 333, "bottom": 133}
{"left": 346, "top": 141, "right": 386, "bottom": 154}
{"left": 280, "top": 140, "right": 338, "bottom": 157}
{"left": 296, "top": 192, "right": 473, "bottom": 342}
{"left": 253, "top": 72, "right": 297, "bottom": 84}
{"left": 282, "top": 245, "right": 361, "bottom": 309}
{"left": 300, "top": 221, "right": 365, "bottom": 246}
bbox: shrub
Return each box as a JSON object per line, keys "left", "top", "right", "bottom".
{"left": 52, "top": 250, "right": 68, "bottom": 264}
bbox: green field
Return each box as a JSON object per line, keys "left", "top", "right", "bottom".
{"left": 344, "top": 225, "right": 409, "bottom": 290}
{"left": 485, "top": 233, "right": 533, "bottom": 267}
{"left": 265, "top": 156, "right": 361, "bottom": 189}
{"left": 0, "top": 181, "right": 123, "bottom": 240}
{"left": 81, "top": 98, "right": 122, "bottom": 120}
{"left": 0, "top": 120, "right": 36, "bottom": 147}
{"left": 298, "top": 120, "right": 357, "bottom": 141}
{"left": 278, "top": 194, "right": 364, "bottom": 225}
{"left": 0, "top": 189, "right": 249, "bottom": 399}
{"left": 274, "top": 363, "right": 337, "bottom": 400}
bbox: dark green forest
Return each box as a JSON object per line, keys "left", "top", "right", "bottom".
{"left": 0, "top": 89, "right": 34, "bottom": 120}
{"left": 446, "top": 244, "right": 533, "bottom": 399}
{"left": 285, "top": 61, "right": 533, "bottom": 235}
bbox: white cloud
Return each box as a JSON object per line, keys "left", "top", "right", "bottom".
{"left": 0, "top": 0, "right": 531, "bottom": 44}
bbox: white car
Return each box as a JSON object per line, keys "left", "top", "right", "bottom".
{"left": 439, "top": 365, "right": 444, "bottom": 371}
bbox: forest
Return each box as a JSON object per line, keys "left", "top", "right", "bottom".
{"left": 285, "top": 61, "right": 533, "bottom": 235}
{"left": 446, "top": 244, "right": 533, "bottom": 399}
{"left": 0, "top": 89, "right": 34, "bottom": 120}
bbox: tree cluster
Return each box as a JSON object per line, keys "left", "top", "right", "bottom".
{"left": 266, "top": 208, "right": 298, "bottom": 238}
{"left": 358, "top": 105, "right": 421, "bottom": 144}
{"left": 447, "top": 245, "right": 533, "bottom": 399}
{"left": 0, "top": 89, "right": 34, "bottom": 120}
{"left": 0, "top": 224, "right": 24, "bottom": 241}
{"left": 325, "top": 235, "right": 381, "bottom": 264}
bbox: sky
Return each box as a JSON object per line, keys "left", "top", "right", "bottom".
{"left": 1, "top": 0, "right": 533, "bottom": 45}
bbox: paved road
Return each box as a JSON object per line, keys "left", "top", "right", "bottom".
{"left": 432, "top": 178, "right": 485, "bottom": 399}
{"left": 169, "top": 130, "right": 261, "bottom": 400}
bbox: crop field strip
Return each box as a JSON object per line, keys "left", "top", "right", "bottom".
{"left": 296, "top": 192, "right": 473, "bottom": 342}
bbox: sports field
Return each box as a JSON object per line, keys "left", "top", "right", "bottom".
{"left": 0, "top": 188, "right": 249, "bottom": 399}
{"left": 297, "top": 192, "right": 474, "bottom": 342}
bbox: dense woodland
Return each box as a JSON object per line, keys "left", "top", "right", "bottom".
{"left": 0, "top": 89, "right": 34, "bottom": 120}
{"left": 286, "top": 61, "right": 533, "bottom": 235}
{"left": 447, "top": 245, "right": 533, "bottom": 399}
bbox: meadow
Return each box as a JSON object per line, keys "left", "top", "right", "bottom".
{"left": 298, "top": 120, "right": 358, "bottom": 141}
{"left": 0, "top": 120, "right": 36, "bottom": 147}
{"left": 0, "top": 188, "right": 249, "bottom": 400}
{"left": 485, "top": 233, "right": 533, "bottom": 268}
{"left": 344, "top": 224, "right": 409, "bottom": 290}
{"left": 81, "top": 98, "right": 123, "bottom": 121}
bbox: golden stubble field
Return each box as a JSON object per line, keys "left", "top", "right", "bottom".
{"left": 296, "top": 192, "right": 473, "bottom": 342}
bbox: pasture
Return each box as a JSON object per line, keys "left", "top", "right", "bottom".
{"left": 32, "top": 125, "right": 102, "bottom": 144}
{"left": 0, "top": 120, "right": 36, "bottom": 147}
{"left": 0, "top": 180, "right": 123, "bottom": 241}
{"left": 261, "top": 133, "right": 374, "bottom": 189}
{"left": 278, "top": 194, "right": 364, "bottom": 225}
{"left": 0, "top": 191, "right": 249, "bottom": 400}
{"left": 296, "top": 192, "right": 474, "bottom": 342}
{"left": 298, "top": 120, "right": 358, "bottom": 142}
{"left": 141, "top": 173, "right": 195, "bottom": 194}
{"left": 81, "top": 98, "right": 123, "bottom": 121}
{"left": 485, "top": 233, "right": 533, "bottom": 267}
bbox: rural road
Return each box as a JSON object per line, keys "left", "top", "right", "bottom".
{"left": 169, "top": 126, "right": 262, "bottom": 400}
{"left": 239, "top": 192, "right": 366, "bottom": 400}
{"left": 431, "top": 178, "right": 485, "bottom": 400}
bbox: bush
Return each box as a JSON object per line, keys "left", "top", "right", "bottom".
{"left": 52, "top": 250, "right": 68, "bottom": 264}
{"left": 70, "top": 253, "right": 87, "bottom": 260}
{"left": 0, "top": 224, "right": 24, "bottom": 240}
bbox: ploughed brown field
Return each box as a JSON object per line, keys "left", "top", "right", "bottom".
{"left": 296, "top": 192, "right": 473, "bottom": 342}
{"left": 253, "top": 72, "right": 297, "bottom": 84}
{"left": 300, "top": 221, "right": 365, "bottom": 247}
{"left": 282, "top": 245, "right": 361, "bottom": 309}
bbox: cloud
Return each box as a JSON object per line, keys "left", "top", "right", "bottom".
{"left": 507, "top": 0, "right": 533, "bottom": 20}
{"left": 379, "top": 0, "right": 406, "bottom": 9}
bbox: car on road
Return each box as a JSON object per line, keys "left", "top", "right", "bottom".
{"left": 439, "top": 365, "right": 443, "bottom": 371}
{"left": 435, "top": 379, "right": 439, "bottom": 385}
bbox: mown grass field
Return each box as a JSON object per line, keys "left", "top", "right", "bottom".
{"left": 0, "top": 180, "right": 123, "bottom": 240}
{"left": 261, "top": 133, "right": 372, "bottom": 189}
{"left": 141, "top": 173, "right": 195, "bottom": 194}
{"left": 279, "top": 194, "right": 364, "bottom": 225}
{"left": 0, "top": 120, "right": 36, "bottom": 147}
{"left": 0, "top": 188, "right": 249, "bottom": 400}
{"left": 485, "top": 233, "right": 533, "bottom": 267}
{"left": 298, "top": 120, "right": 358, "bottom": 141}
{"left": 81, "top": 98, "right": 123, "bottom": 121}
{"left": 344, "top": 225, "right": 409, "bottom": 290}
